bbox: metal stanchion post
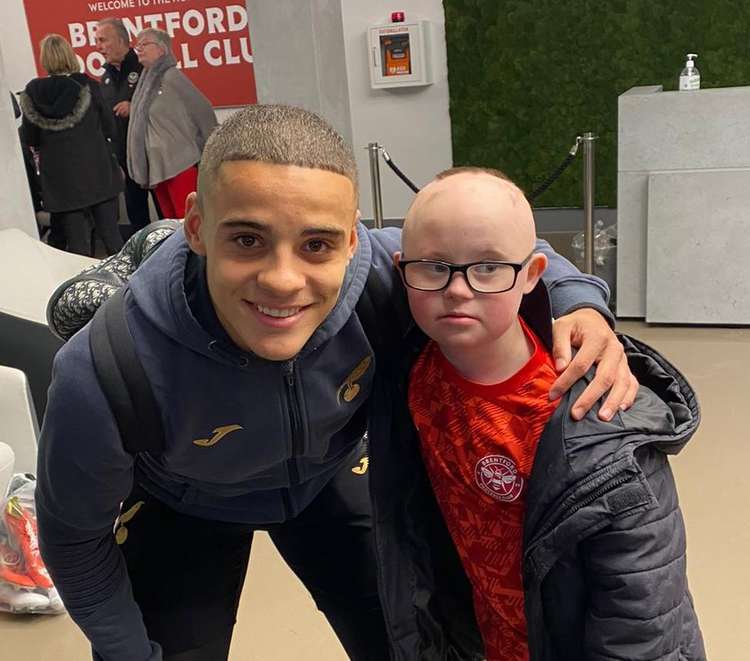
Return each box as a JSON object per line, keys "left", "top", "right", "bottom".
{"left": 581, "top": 132, "right": 597, "bottom": 274}
{"left": 367, "top": 142, "right": 384, "bottom": 229}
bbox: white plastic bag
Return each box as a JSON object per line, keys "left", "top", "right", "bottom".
{"left": 0, "top": 474, "right": 64, "bottom": 614}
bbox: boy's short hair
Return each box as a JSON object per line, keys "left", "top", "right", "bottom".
{"left": 405, "top": 166, "right": 526, "bottom": 226}
{"left": 197, "top": 105, "right": 358, "bottom": 209}
{"left": 40, "top": 34, "right": 80, "bottom": 76}
{"left": 435, "top": 166, "right": 525, "bottom": 194}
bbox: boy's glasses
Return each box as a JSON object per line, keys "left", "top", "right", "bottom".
{"left": 398, "top": 252, "right": 533, "bottom": 293}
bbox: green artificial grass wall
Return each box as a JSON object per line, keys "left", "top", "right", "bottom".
{"left": 444, "top": 0, "right": 750, "bottom": 207}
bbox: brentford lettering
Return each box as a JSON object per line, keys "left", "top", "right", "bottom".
{"left": 68, "top": 5, "right": 249, "bottom": 47}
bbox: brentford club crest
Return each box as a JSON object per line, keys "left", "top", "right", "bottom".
{"left": 475, "top": 455, "right": 524, "bottom": 502}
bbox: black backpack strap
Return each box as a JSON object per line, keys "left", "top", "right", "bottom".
{"left": 89, "top": 288, "right": 165, "bottom": 455}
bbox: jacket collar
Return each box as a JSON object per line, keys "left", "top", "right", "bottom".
{"left": 519, "top": 281, "right": 554, "bottom": 353}
{"left": 104, "top": 48, "right": 142, "bottom": 79}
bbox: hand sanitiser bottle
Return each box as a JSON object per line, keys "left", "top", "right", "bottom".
{"left": 679, "top": 53, "right": 700, "bottom": 91}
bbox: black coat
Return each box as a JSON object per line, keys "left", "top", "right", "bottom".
{"left": 20, "top": 73, "right": 123, "bottom": 213}
{"left": 100, "top": 50, "right": 142, "bottom": 165}
{"left": 367, "top": 284, "right": 706, "bottom": 660}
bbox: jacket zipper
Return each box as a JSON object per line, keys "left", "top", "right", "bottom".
{"left": 368, "top": 345, "right": 423, "bottom": 658}
{"left": 524, "top": 469, "right": 635, "bottom": 565}
{"left": 284, "top": 360, "right": 301, "bottom": 488}
{"left": 366, "top": 399, "right": 397, "bottom": 657}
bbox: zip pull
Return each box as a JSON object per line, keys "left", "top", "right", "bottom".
{"left": 284, "top": 360, "right": 295, "bottom": 387}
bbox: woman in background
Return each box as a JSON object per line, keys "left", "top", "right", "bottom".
{"left": 128, "top": 28, "right": 217, "bottom": 219}
{"left": 19, "top": 34, "right": 123, "bottom": 256}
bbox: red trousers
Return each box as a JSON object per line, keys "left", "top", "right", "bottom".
{"left": 154, "top": 165, "right": 198, "bottom": 219}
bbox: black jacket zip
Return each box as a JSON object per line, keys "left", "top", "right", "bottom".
{"left": 523, "top": 467, "right": 637, "bottom": 578}
{"left": 284, "top": 360, "right": 302, "bottom": 487}
{"left": 526, "top": 458, "right": 637, "bottom": 548}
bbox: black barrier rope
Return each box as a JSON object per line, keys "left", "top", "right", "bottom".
{"left": 379, "top": 136, "right": 582, "bottom": 203}
{"left": 381, "top": 148, "right": 421, "bottom": 194}
{"left": 527, "top": 137, "right": 581, "bottom": 204}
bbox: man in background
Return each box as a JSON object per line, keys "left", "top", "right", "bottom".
{"left": 96, "top": 18, "right": 158, "bottom": 233}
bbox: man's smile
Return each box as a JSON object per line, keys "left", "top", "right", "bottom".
{"left": 255, "top": 304, "right": 303, "bottom": 318}
{"left": 244, "top": 300, "right": 312, "bottom": 328}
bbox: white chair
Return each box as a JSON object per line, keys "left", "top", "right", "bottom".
{"left": 0, "top": 228, "right": 96, "bottom": 326}
{"left": 0, "top": 228, "right": 95, "bottom": 420}
{"left": 0, "top": 365, "right": 39, "bottom": 475}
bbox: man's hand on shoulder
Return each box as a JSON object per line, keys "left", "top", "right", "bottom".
{"left": 548, "top": 308, "right": 639, "bottom": 421}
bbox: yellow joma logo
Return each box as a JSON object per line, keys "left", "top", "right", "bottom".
{"left": 337, "top": 355, "right": 372, "bottom": 404}
{"left": 352, "top": 456, "right": 369, "bottom": 475}
{"left": 115, "top": 500, "right": 144, "bottom": 545}
{"left": 193, "top": 424, "right": 244, "bottom": 447}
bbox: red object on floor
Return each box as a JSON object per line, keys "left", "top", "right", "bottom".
{"left": 154, "top": 165, "right": 199, "bottom": 219}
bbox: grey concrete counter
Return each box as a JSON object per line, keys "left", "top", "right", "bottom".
{"left": 617, "top": 85, "right": 750, "bottom": 322}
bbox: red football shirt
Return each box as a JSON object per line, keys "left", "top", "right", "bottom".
{"left": 408, "top": 320, "right": 559, "bottom": 661}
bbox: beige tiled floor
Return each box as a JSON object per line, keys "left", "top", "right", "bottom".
{"left": 2, "top": 322, "right": 749, "bottom": 660}
{"left": 1, "top": 531, "right": 346, "bottom": 661}
{"left": 616, "top": 322, "right": 750, "bottom": 661}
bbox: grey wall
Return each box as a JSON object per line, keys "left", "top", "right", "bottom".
{"left": 0, "top": 0, "right": 36, "bottom": 95}
{"left": 0, "top": 41, "right": 37, "bottom": 237}
{"left": 245, "top": 0, "right": 452, "bottom": 221}
{"left": 245, "top": 0, "right": 353, "bottom": 145}
{"left": 340, "top": 1, "right": 452, "bottom": 220}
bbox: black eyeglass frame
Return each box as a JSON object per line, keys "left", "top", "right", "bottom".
{"left": 397, "top": 252, "right": 534, "bottom": 294}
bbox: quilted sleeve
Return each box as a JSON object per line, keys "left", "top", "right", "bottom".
{"left": 46, "top": 220, "right": 181, "bottom": 340}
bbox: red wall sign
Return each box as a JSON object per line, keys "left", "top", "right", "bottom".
{"left": 21, "top": 0, "right": 257, "bottom": 108}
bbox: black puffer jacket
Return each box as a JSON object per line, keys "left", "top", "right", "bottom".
{"left": 367, "top": 285, "right": 706, "bottom": 660}
{"left": 19, "top": 73, "right": 122, "bottom": 212}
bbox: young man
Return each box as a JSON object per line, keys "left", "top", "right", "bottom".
{"left": 381, "top": 167, "right": 705, "bottom": 659}
{"left": 38, "top": 106, "right": 636, "bottom": 661}
{"left": 96, "top": 18, "right": 155, "bottom": 231}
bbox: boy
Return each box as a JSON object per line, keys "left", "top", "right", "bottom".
{"left": 391, "top": 167, "right": 705, "bottom": 659}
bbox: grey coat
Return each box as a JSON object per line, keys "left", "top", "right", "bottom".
{"left": 366, "top": 287, "right": 706, "bottom": 660}
{"left": 127, "top": 67, "right": 217, "bottom": 188}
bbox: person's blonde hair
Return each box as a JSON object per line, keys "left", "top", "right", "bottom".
{"left": 40, "top": 34, "right": 80, "bottom": 76}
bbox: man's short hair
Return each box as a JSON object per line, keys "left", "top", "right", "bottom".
{"left": 197, "top": 105, "right": 358, "bottom": 208}
{"left": 40, "top": 34, "right": 80, "bottom": 76}
{"left": 97, "top": 17, "right": 130, "bottom": 45}
{"left": 137, "top": 28, "right": 171, "bottom": 52}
